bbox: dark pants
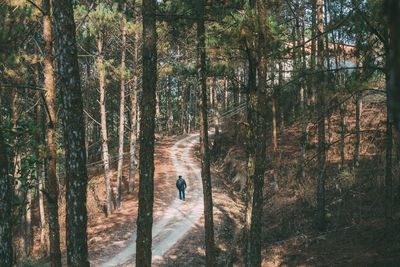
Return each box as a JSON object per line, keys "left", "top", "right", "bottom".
{"left": 179, "top": 189, "right": 185, "bottom": 200}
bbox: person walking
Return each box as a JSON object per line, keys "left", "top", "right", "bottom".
{"left": 176, "top": 175, "right": 187, "bottom": 200}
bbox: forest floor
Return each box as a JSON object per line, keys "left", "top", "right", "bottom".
{"left": 30, "top": 95, "right": 400, "bottom": 266}
{"left": 154, "top": 94, "right": 400, "bottom": 266}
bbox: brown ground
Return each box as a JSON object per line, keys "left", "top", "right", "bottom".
{"left": 88, "top": 135, "right": 179, "bottom": 265}
{"left": 28, "top": 135, "right": 181, "bottom": 266}
{"left": 27, "top": 94, "right": 400, "bottom": 266}
{"left": 151, "top": 94, "right": 400, "bottom": 266}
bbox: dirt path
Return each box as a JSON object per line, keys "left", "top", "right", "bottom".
{"left": 97, "top": 134, "right": 203, "bottom": 266}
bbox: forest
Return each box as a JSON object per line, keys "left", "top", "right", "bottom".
{"left": 1, "top": 0, "right": 400, "bottom": 266}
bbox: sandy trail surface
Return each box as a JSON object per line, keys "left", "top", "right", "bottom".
{"left": 97, "top": 134, "right": 203, "bottom": 266}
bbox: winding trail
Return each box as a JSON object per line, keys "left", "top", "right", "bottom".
{"left": 99, "top": 134, "right": 204, "bottom": 266}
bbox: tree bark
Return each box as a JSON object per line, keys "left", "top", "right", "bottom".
{"left": 11, "top": 89, "right": 26, "bottom": 259}
{"left": 0, "top": 120, "right": 13, "bottom": 267}
{"left": 129, "top": 20, "right": 139, "bottom": 194}
{"left": 116, "top": 0, "right": 128, "bottom": 209}
{"left": 353, "top": 31, "right": 362, "bottom": 168}
{"left": 182, "top": 86, "right": 186, "bottom": 134}
{"left": 51, "top": 0, "right": 89, "bottom": 265}
{"left": 197, "top": 1, "right": 216, "bottom": 264}
{"left": 244, "top": 50, "right": 267, "bottom": 267}
{"left": 212, "top": 77, "right": 220, "bottom": 135}
{"left": 340, "top": 103, "right": 346, "bottom": 169}
{"left": 272, "top": 61, "right": 281, "bottom": 190}
{"left": 385, "top": 0, "right": 400, "bottom": 201}
{"left": 385, "top": 94, "right": 393, "bottom": 223}
{"left": 354, "top": 93, "right": 361, "bottom": 168}
{"left": 34, "top": 59, "right": 47, "bottom": 253}
{"left": 156, "top": 89, "right": 162, "bottom": 133}
{"left": 97, "top": 28, "right": 112, "bottom": 216}
{"left": 135, "top": 0, "right": 157, "bottom": 265}
{"left": 25, "top": 187, "right": 32, "bottom": 256}
{"left": 224, "top": 77, "right": 229, "bottom": 110}
{"left": 167, "top": 75, "right": 173, "bottom": 135}
{"left": 129, "top": 81, "right": 137, "bottom": 194}
{"left": 316, "top": 0, "right": 327, "bottom": 230}
{"left": 386, "top": 0, "right": 400, "bottom": 132}
{"left": 310, "top": 0, "right": 317, "bottom": 106}
{"left": 43, "top": 0, "right": 62, "bottom": 264}
{"left": 244, "top": 2, "right": 268, "bottom": 266}
{"left": 299, "top": 0, "right": 307, "bottom": 180}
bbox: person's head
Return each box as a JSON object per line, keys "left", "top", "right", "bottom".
{"left": 179, "top": 175, "right": 182, "bottom": 179}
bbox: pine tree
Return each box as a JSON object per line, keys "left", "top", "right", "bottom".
{"left": 116, "top": 0, "right": 128, "bottom": 209}
{"left": 136, "top": 0, "right": 157, "bottom": 265}
{"left": 316, "top": 0, "right": 327, "bottom": 230}
{"left": 43, "top": 0, "right": 62, "bottom": 264}
{"left": 0, "top": 125, "right": 13, "bottom": 267}
{"left": 197, "top": 0, "right": 216, "bottom": 265}
{"left": 51, "top": 0, "right": 89, "bottom": 265}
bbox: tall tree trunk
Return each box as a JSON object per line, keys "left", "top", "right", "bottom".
{"left": 340, "top": 103, "right": 346, "bottom": 169}
{"left": 386, "top": 0, "right": 400, "bottom": 132}
{"left": 245, "top": 51, "right": 267, "bottom": 267}
{"left": 129, "top": 22, "right": 139, "bottom": 194}
{"left": 212, "top": 77, "right": 220, "bottom": 134}
{"left": 244, "top": 2, "right": 268, "bottom": 265}
{"left": 316, "top": 0, "right": 326, "bottom": 230}
{"left": 34, "top": 60, "right": 47, "bottom": 253}
{"left": 0, "top": 120, "right": 13, "bottom": 267}
{"left": 354, "top": 94, "right": 361, "bottom": 168}
{"left": 43, "top": 0, "right": 62, "bottom": 264}
{"left": 353, "top": 32, "right": 362, "bottom": 168}
{"left": 224, "top": 77, "right": 229, "bottom": 110}
{"left": 385, "top": 0, "right": 400, "bottom": 199}
{"left": 52, "top": 0, "right": 89, "bottom": 265}
{"left": 11, "top": 89, "right": 25, "bottom": 259}
{"left": 324, "top": 0, "right": 333, "bottom": 146}
{"left": 310, "top": 0, "right": 317, "bottom": 106}
{"left": 37, "top": 161, "right": 47, "bottom": 249}
{"left": 299, "top": 0, "right": 307, "bottom": 180}
{"left": 188, "top": 83, "right": 192, "bottom": 133}
{"left": 272, "top": 62, "right": 280, "bottom": 190}
{"left": 197, "top": 1, "right": 216, "bottom": 264}
{"left": 385, "top": 34, "right": 393, "bottom": 224}
{"left": 97, "top": 29, "right": 112, "bottom": 216}
{"left": 25, "top": 188, "right": 32, "bottom": 256}
{"left": 129, "top": 81, "right": 137, "bottom": 194}
{"left": 167, "top": 75, "right": 173, "bottom": 135}
{"left": 182, "top": 79, "right": 188, "bottom": 134}
{"left": 136, "top": 0, "right": 157, "bottom": 265}
{"left": 210, "top": 80, "right": 214, "bottom": 109}
{"left": 156, "top": 89, "right": 162, "bottom": 133}
{"left": 84, "top": 34, "right": 91, "bottom": 163}
{"left": 385, "top": 92, "right": 393, "bottom": 223}
{"left": 332, "top": 22, "right": 346, "bottom": 170}
{"left": 116, "top": 0, "right": 127, "bottom": 209}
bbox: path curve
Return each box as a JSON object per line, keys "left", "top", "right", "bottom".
{"left": 99, "top": 134, "right": 203, "bottom": 266}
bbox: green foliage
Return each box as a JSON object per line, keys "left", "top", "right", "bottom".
{"left": 0, "top": 1, "right": 39, "bottom": 63}
{"left": 1, "top": 116, "right": 39, "bottom": 223}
